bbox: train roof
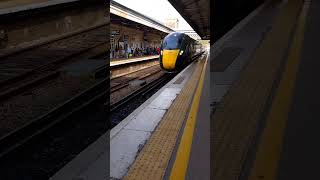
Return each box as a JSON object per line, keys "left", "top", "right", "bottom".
{"left": 166, "top": 32, "right": 185, "bottom": 38}
{"left": 164, "top": 32, "right": 195, "bottom": 42}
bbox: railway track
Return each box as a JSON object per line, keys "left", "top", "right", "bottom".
{"left": 0, "top": 23, "right": 107, "bottom": 101}
{"left": 109, "top": 58, "right": 174, "bottom": 126}
{"left": 110, "top": 73, "right": 172, "bottom": 113}
{"left": 0, "top": 56, "right": 162, "bottom": 159}
{"left": 0, "top": 61, "right": 170, "bottom": 175}
{"left": 110, "top": 69, "right": 175, "bottom": 127}
{"left": 110, "top": 62, "right": 162, "bottom": 96}
{"left": 0, "top": 77, "right": 107, "bottom": 158}
{"left": 0, "top": 23, "right": 109, "bottom": 159}
{"left": 110, "top": 63, "right": 160, "bottom": 91}
{"left": 0, "top": 55, "right": 160, "bottom": 159}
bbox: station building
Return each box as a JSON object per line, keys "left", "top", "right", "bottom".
{"left": 110, "top": 0, "right": 173, "bottom": 59}
{"left": 110, "top": 23, "right": 162, "bottom": 57}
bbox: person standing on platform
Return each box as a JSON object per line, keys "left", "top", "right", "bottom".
{"left": 120, "top": 45, "right": 124, "bottom": 58}
{"left": 127, "top": 46, "right": 131, "bottom": 58}
{"left": 115, "top": 45, "right": 119, "bottom": 59}
{"left": 153, "top": 47, "right": 156, "bottom": 55}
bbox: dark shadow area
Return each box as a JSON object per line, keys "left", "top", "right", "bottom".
{"left": 0, "top": 0, "right": 109, "bottom": 179}
{"left": 211, "top": 0, "right": 263, "bottom": 42}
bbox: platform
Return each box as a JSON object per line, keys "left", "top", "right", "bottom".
{"left": 118, "top": 53, "right": 209, "bottom": 180}
{"left": 110, "top": 55, "right": 159, "bottom": 67}
{"left": 249, "top": 0, "right": 320, "bottom": 179}
{"left": 212, "top": 0, "right": 320, "bottom": 179}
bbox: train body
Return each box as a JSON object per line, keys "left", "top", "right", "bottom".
{"left": 159, "top": 32, "right": 201, "bottom": 72}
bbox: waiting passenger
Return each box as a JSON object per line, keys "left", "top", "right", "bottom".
{"left": 115, "top": 45, "right": 119, "bottom": 59}
{"left": 156, "top": 47, "right": 160, "bottom": 54}
{"left": 126, "top": 46, "right": 131, "bottom": 59}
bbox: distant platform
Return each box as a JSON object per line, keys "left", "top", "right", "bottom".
{"left": 110, "top": 55, "right": 159, "bottom": 67}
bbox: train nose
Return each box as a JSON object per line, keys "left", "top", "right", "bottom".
{"left": 162, "top": 50, "right": 180, "bottom": 70}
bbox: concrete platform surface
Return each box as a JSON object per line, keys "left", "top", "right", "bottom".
{"left": 110, "top": 57, "right": 197, "bottom": 179}
{"left": 210, "top": 0, "right": 285, "bottom": 106}
{"left": 110, "top": 55, "right": 159, "bottom": 67}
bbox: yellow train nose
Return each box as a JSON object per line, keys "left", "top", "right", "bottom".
{"left": 162, "top": 50, "right": 180, "bottom": 70}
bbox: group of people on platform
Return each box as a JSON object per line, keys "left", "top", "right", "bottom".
{"left": 111, "top": 45, "right": 161, "bottom": 59}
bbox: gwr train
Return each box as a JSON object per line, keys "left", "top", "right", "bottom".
{"left": 159, "top": 32, "right": 202, "bottom": 72}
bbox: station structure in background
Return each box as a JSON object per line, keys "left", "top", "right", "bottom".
{"left": 164, "top": 17, "right": 202, "bottom": 40}
{"left": 110, "top": 0, "right": 174, "bottom": 60}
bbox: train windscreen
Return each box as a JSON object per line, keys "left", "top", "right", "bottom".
{"left": 162, "top": 34, "right": 182, "bottom": 50}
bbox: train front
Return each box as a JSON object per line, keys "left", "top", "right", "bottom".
{"left": 159, "top": 32, "right": 184, "bottom": 72}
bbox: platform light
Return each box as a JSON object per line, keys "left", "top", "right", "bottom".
{"left": 179, "top": 50, "right": 184, "bottom": 55}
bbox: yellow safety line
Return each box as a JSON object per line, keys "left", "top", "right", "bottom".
{"left": 248, "top": 1, "right": 310, "bottom": 179}
{"left": 169, "top": 55, "right": 208, "bottom": 180}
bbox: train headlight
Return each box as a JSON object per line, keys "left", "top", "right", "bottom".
{"left": 179, "top": 50, "right": 184, "bottom": 55}
{"left": 160, "top": 50, "right": 163, "bottom": 55}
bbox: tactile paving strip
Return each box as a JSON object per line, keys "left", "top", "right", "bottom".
{"left": 123, "top": 56, "right": 206, "bottom": 180}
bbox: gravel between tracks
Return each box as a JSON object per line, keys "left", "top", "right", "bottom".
{"left": 0, "top": 74, "right": 97, "bottom": 138}
{"left": 110, "top": 65, "right": 162, "bottom": 104}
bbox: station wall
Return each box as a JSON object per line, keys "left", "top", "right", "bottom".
{"left": 0, "top": 2, "right": 106, "bottom": 50}
{"left": 110, "top": 23, "right": 162, "bottom": 52}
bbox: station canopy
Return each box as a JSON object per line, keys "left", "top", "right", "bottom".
{"left": 111, "top": 14, "right": 168, "bottom": 38}
{"left": 167, "top": 0, "right": 210, "bottom": 40}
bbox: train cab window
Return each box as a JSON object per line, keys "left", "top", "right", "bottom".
{"left": 162, "top": 34, "right": 182, "bottom": 50}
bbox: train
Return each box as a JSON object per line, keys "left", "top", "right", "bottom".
{"left": 159, "top": 32, "right": 203, "bottom": 72}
